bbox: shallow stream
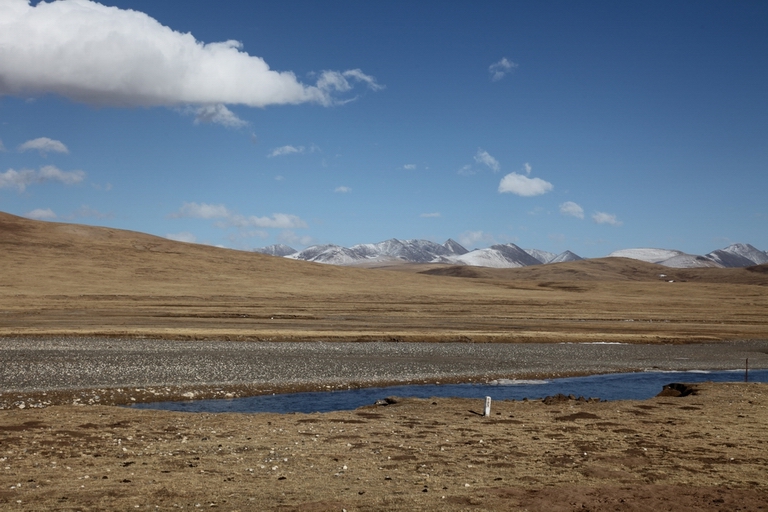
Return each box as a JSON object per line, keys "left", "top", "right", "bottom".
{"left": 132, "top": 368, "right": 768, "bottom": 414}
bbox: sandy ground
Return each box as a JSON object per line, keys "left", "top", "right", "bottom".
{"left": 1, "top": 382, "right": 766, "bottom": 511}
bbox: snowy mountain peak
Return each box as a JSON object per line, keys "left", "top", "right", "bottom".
{"left": 525, "top": 248, "right": 556, "bottom": 263}
{"left": 706, "top": 243, "right": 768, "bottom": 267}
{"left": 607, "top": 248, "right": 684, "bottom": 263}
{"left": 253, "top": 244, "right": 297, "bottom": 257}
{"left": 489, "top": 244, "right": 544, "bottom": 266}
{"left": 550, "top": 250, "right": 583, "bottom": 263}
{"left": 719, "top": 243, "right": 768, "bottom": 265}
{"left": 258, "top": 239, "right": 765, "bottom": 269}
{"left": 443, "top": 239, "right": 468, "bottom": 255}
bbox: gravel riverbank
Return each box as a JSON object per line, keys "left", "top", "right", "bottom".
{"left": 1, "top": 337, "right": 767, "bottom": 408}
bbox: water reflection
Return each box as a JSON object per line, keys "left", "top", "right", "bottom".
{"left": 132, "top": 369, "right": 768, "bottom": 415}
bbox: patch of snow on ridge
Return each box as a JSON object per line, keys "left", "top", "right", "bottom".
{"left": 253, "top": 244, "right": 297, "bottom": 257}
{"left": 659, "top": 254, "right": 722, "bottom": 268}
{"left": 443, "top": 239, "right": 469, "bottom": 255}
{"left": 719, "top": 243, "right": 768, "bottom": 265}
{"left": 550, "top": 250, "right": 582, "bottom": 263}
{"left": 454, "top": 248, "right": 525, "bottom": 268}
{"left": 607, "top": 248, "right": 684, "bottom": 263}
{"left": 524, "top": 249, "right": 556, "bottom": 263}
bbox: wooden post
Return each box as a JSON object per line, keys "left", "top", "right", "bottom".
{"left": 484, "top": 396, "right": 491, "bottom": 417}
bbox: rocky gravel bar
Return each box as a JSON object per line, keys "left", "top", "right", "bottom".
{"left": 1, "top": 337, "right": 767, "bottom": 409}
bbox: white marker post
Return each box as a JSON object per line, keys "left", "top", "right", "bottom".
{"left": 484, "top": 396, "right": 492, "bottom": 417}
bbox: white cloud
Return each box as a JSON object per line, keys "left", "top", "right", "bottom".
{"left": 489, "top": 57, "right": 518, "bottom": 81}
{"left": 334, "top": 186, "right": 351, "bottom": 193}
{"left": 25, "top": 208, "right": 56, "bottom": 220}
{"left": 0, "top": 165, "right": 85, "bottom": 191}
{"left": 191, "top": 104, "right": 247, "bottom": 128}
{"left": 226, "top": 213, "right": 307, "bottom": 229}
{"left": 166, "top": 232, "right": 197, "bottom": 243}
{"left": 498, "top": 165, "right": 553, "bottom": 196}
{"left": 0, "top": 138, "right": 6, "bottom": 152}
{"left": 335, "top": 69, "right": 385, "bottom": 91}
{"left": 420, "top": 212, "right": 441, "bottom": 218}
{"left": 559, "top": 201, "right": 584, "bottom": 219}
{"left": 522, "top": 162, "right": 532, "bottom": 175}
{"left": 269, "top": 145, "right": 304, "bottom": 157}
{"left": 458, "top": 230, "right": 495, "bottom": 248}
{"left": 457, "top": 164, "right": 476, "bottom": 176}
{"left": 170, "top": 201, "right": 308, "bottom": 230}
{"left": 403, "top": 164, "right": 416, "bottom": 170}
{"left": 592, "top": 211, "right": 623, "bottom": 226}
{"left": 19, "top": 137, "right": 69, "bottom": 155}
{"left": 278, "top": 230, "right": 314, "bottom": 247}
{"left": 0, "top": 0, "right": 381, "bottom": 110}
{"left": 474, "top": 148, "right": 500, "bottom": 172}
{"left": 170, "top": 202, "right": 230, "bottom": 219}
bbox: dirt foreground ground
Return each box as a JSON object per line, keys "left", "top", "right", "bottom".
{"left": 1, "top": 382, "right": 766, "bottom": 511}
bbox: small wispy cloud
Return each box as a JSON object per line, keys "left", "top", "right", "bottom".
{"left": 228, "top": 213, "right": 307, "bottom": 229}
{"left": 489, "top": 57, "right": 518, "bottom": 81}
{"left": 559, "top": 201, "right": 584, "bottom": 219}
{"left": 592, "top": 211, "right": 623, "bottom": 226}
{"left": 0, "top": 165, "right": 85, "bottom": 192}
{"left": 170, "top": 202, "right": 230, "bottom": 219}
{"left": 498, "top": 163, "right": 553, "bottom": 197}
{"left": 24, "top": 208, "right": 57, "bottom": 220}
{"left": 170, "top": 202, "right": 307, "bottom": 229}
{"left": 278, "top": 230, "right": 314, "bottom": 247}
{"left": 420, "top": 212, "right": 441, "bottom": 218}
{"left": 334, "top": 186, "right": 351, "bottom": 193}
{"left": 0, "top": 138, "right": 6, "bottom": 152}
{"left": 166, "top": 232, "right": 197, "bottom": 243}
{"left": 192, "top": 104, "right": 247, "bottom": 128}
{"left": 269, "top": 145, "right": 304, "bottom": 158}
{"left": 403, "top": 164, "right": 416, "bottom": 170}
{"left": 474, "top": 148, "right": 500, "bottom": 172}
{"left": 458, "top": 230, "right": 495, "bottom": 248}
{"left": 457, "top": 164, "right": 476, "bottom": 176}
{"left": 18, "top": 137, "right": 69, "bottom": 155}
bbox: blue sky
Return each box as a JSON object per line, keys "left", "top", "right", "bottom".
{"left": 1, "top": 0, "right": 766, "bottom": 258}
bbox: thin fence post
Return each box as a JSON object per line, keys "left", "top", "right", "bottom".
{"left": 484, "top": 396, "right": 491, "bottom": 417}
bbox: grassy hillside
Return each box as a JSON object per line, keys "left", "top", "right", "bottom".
{"left": 1, "top": 211, "right": 766, "bottom": 342}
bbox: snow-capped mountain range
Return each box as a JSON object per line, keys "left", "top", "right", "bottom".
{"left": 253, "top": 239, "right": 768, "bottom": 269}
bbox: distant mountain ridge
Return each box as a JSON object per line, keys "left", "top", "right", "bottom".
{"left": 254, "top": 239, "right": 767, "bottom": 270}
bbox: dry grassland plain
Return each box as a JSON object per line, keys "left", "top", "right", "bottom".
{"left": 1, "top": 212, "right": 767, "bottom": 344}
{"left": 2, "top": 212, "right": 768, "bottom": 510}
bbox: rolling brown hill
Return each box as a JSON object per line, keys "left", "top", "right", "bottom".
{"left": 1, "top": 211, "right": 767, "bottom": 343}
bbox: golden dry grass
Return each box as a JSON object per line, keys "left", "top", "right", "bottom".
{"left": 1, "top": 211, "right": 767, "bottom": 343}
